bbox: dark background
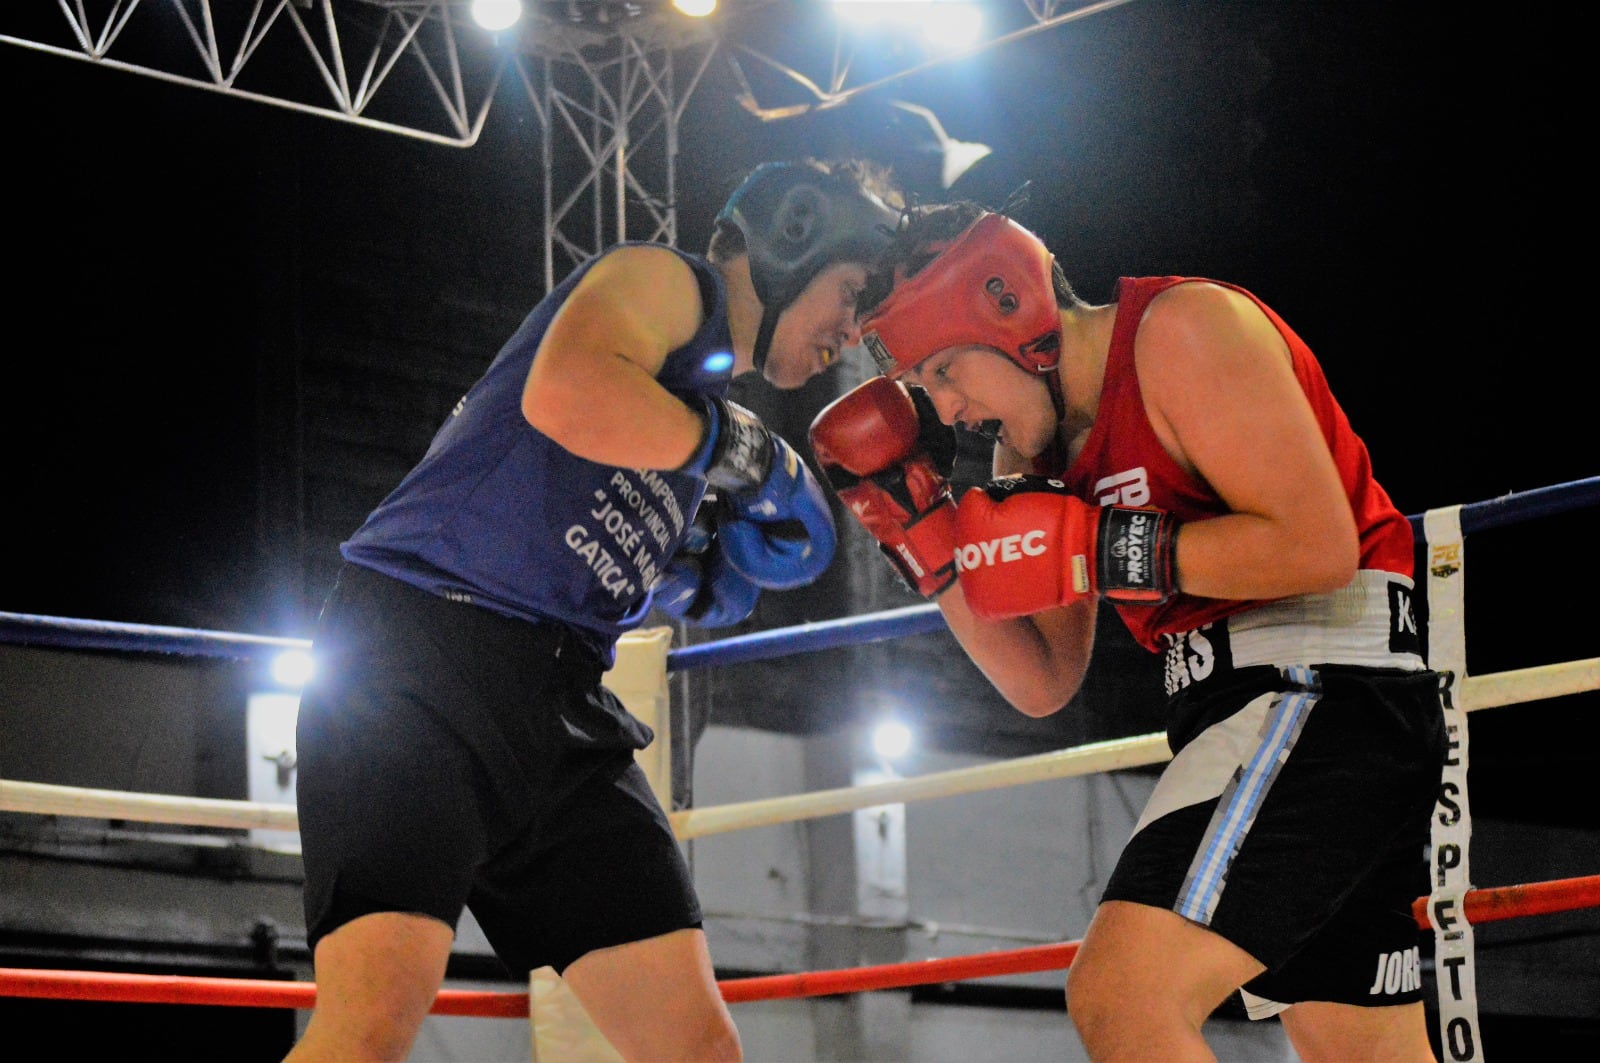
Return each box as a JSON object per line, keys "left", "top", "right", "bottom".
{"left": 3, "top": 1, "right": 1594, "bottom": 822}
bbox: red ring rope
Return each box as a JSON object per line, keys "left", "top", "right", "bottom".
{"left": 3, "top": 875, "right": 1596, "bottom": 1016}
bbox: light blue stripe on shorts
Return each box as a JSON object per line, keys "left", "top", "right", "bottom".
{"left": 1176, "top": 665, "right": 1319, "bottom": 925}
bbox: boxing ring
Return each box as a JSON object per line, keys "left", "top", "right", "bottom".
{"left": 3, "top": 475, "right": 1598, "bottom": 1059}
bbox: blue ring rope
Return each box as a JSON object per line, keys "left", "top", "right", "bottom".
{"left": 2, "top": 476, "right": 1595, "bottom": 671}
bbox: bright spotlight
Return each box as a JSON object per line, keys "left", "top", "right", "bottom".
{"left": 833, "top": 1, "right": 985, "bottom": 52}
{"left": 271, "top": 648, "right": 316, "bottom": 688}
{"left": 922, "top": 4, "right": 982, "bottom": 51}
{"left": 673, "top": 0, "right": 718, "bottom": 16}
{"left": 471, "top": 0, "right": 524, "bottom": 32}
{"left": 872, "top": 720, "right": 913, "bottom": 760}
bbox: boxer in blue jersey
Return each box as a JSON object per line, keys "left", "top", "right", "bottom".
{"left": 286, "top": 160, "right": 901, "bottom": 1063}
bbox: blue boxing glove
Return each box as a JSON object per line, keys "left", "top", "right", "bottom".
{"left": 652, "top": 495, "right": 761, "bottom": 628}
{"left": 677, "top": 395, "right": 837, "bottom": 590}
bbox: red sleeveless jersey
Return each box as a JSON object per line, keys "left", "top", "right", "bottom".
{"left": 1059, "top": 276, "right": 1414, "bottom": 653}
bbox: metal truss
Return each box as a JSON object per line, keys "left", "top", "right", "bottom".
{"left": 511, "top": 9, "right": 723, "bottom": 286}
{"left": 2, "top": 1, "right": 1133, "bottom": 286}
{"left": 2, "top": 1, "right": 511, "bottom": 146}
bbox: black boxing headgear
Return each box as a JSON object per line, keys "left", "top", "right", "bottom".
{"left": 717, "top": 162, "right": 899, "bottom": 374}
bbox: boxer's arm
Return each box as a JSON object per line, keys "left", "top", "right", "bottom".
{"left": 521, "top": 244, "right": 710, "bottom": 469}
{"left": 1135, "top": 282, "right": 1359, "bottom": 600}
{"left": 937, "top": 581, "right": 1098, "bottom": 719}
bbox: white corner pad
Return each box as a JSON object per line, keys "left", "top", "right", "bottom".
{"left": 530, "top": 965, "right": 627, "bottom": 1063}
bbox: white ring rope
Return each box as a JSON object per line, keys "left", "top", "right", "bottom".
{"left": 3, "top": 656, "right": 1594, "bottom": 837}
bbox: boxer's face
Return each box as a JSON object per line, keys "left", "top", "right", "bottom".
{"left": 762, "top": 262, "right": 869, "bottom": 390}
{"left": 903, "top": 346, "right": 1055, "bottom": 459}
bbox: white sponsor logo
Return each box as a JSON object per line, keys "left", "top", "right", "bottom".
{"left": 1093, "top": 467, "right": 1151, "bottom": 506}
{"left": 1111, "top": 511, "right": 1152, "bottom": 583}
{"left": 953, "top": 531, "right": 1047, "bottom": 572}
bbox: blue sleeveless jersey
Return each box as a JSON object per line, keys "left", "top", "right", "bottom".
{"left": 341, "top": 244, "right": 733, "bottom": 666}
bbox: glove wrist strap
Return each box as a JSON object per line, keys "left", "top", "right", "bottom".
{"left": 1096, "top": 506, "right": 1178, "bottom": 605}
{"left": 880, "top": 495, "right": 957, "bottom": 598}
{"left": 679, "top": 396, "right": 774, "bottom": 494}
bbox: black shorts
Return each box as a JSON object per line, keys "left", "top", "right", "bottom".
{"left": 295, "top": 563, "right": 701, "bottom": 973}
{"left": 1101, "top": 663, "right": 1446, "bottom": 1016}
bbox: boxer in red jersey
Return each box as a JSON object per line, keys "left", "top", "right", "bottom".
{"left": 810, "top": 203, "right": 1445, "bottom": 1062}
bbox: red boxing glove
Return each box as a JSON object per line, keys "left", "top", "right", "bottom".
{"left": 808, "top": 377, "right": 958, "bottom": 597}
{"left": 953, "top": 475, "right": 1178, "bottom": 620}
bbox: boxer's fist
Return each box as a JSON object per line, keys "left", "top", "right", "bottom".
{"left": 809, "top": 377, "right": 957, "bottom": 597}
{"left": 953, "top": 476, "right": 1178, "bottom": 619}
{"left": 653, "top": 496, "right": 761, "bottom": 628}
{"left": 678, "top": 394, "right": 836, "bottom": 590}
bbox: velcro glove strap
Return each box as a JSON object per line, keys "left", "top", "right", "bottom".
{"left": 878, "top": 494, "right": 958, "bottom": 598}
{"left": 677, "top": 394, "right": 775, "bottom": 494}
{"left": 822, "top": 455, "right": 956, "bottom": 598}
{"left": 1094, "top": 505, "right": 1179, "bottom": 605}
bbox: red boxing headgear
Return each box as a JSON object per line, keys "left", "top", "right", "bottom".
{"left": 858, "top": 212, "right": 1061, "bottom": 379}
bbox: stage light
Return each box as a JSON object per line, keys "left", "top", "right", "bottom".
{"left": 673, "top": 0, "right": 718, "bottom": 16}
{"left": 872, "top": 720, "right": 913, "bottom": 760}
{"left": 471, "top": 0, "right": 524, "bottom": 32}
{"left": 922, "top": 4, "right": 982, "bottom": 50}
{"left": 832, "top": 1, "right": 985, "bottom": 52}
{"left": 271, "top": 648, "right": 316, "bottom": 688}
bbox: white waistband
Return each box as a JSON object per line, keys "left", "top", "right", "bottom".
{"left": 1210, "top": 570, "right": 1425, "bottom": 672}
